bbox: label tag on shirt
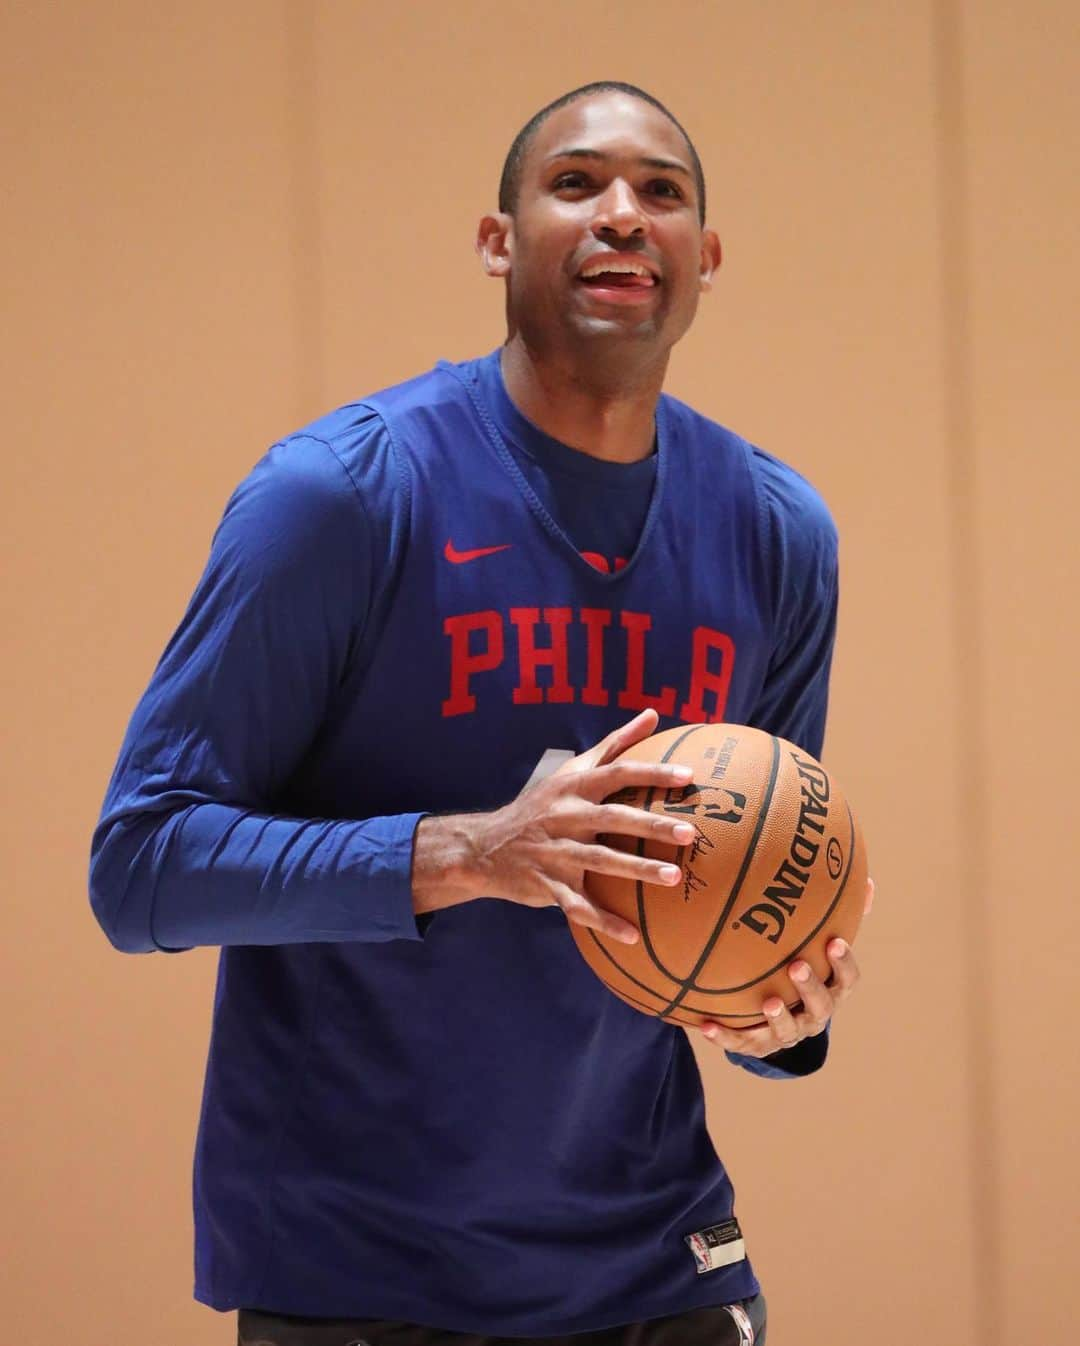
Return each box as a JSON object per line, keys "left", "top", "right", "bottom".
{"left": 684, "top": 1218, "right": 746, "bottom": 1274}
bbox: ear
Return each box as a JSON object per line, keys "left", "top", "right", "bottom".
{"left": 476, "top": 213, "right": 513, "bottom": 278}
{"left": 698, "top": 228, "right": 722, "bottom": 292}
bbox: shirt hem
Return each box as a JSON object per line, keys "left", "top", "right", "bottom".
{"left": 195, "top": 1266, "right": 761, "bottom": 1335}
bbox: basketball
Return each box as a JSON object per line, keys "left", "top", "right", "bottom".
{"left": 572, "top": 723, "right": 868, "bottom": 1029}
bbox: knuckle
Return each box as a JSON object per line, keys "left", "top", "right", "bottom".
{"left": 561, "top": 894, "right": 591, "bottom": 922}
{"left": 832, "top": 968, "right": 856, "bottom": 998}
{"left": 583, "top": 843, "right": 610, "bottom": 870}
{"left": 592, "top": 802, "right": 627, "bottom": 834}
{"left": 538, "top": 773, "right": 570, "bottom": 801}
{"left": 587, "top": 802, "right": 610, "bottom": 829}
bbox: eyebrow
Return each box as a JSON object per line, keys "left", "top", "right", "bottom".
{"left": 544, "top": 147, "right": 692, "bottom": 179}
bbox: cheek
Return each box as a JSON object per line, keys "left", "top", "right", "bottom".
{"left": 509, "top": 240, "right": 560, "bottom": 300}
{"left": 509, "top": 260, "right": 552, "bottom": 312}
{"left": 658, "top": 270, "right": 698, "bottom": 320}
{"left": 656, "top": 235, "right": 703, "bottom": 306}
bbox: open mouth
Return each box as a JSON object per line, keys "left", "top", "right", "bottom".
{"left": 575, "top": 259, "right": 660, "bottom": 304}
{"left": 577, "top": 260, "right": 659, "bottom": 290}
{"left": 578, "top": 271, "right": 657, "bottom": 290}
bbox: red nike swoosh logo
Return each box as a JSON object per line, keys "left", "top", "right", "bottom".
{"left": 444, "top": 540, "right": 513, "bottom": 564}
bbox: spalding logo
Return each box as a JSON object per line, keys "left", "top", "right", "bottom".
{"left": 735, "top": 754, "right": 831, "bottom": 944}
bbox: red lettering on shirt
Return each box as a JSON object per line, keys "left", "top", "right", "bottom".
{"left": 510, "top": 608, "right": 574, "bottom": 705}
{"left": 679, "top": 627, "right": 736, "bottom": 723}
{"left": 442, "top": 611, "right": 504, "bottom": 716}
{"left": 580, "top": 552, "right": 628, "bottom": 574}
{"left": 579, "top": 608, "right": 611, "bottom": 706}
{"left": 441, "top": 607, "right": 736, "bottom": 723}
{"left": 616, "top": 611, "right": 677, "bottom": 716}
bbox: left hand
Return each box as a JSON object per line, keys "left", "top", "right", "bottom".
{"left": 698, "top": 876, "right": 874, "bottom": 1058}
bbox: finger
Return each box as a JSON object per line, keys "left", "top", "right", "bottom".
{"left": 825, "top": 938, "right": 860, "bottom": 1000}
{"left": 760, "top": 995, "right": 803, "bottom": 1050}
{"left": 698, "top": 1020, "right": 780, "bottom": 1057}
{"left": 592, "top": 708, "right": 661, "bottom": 768}
{"left": 786, "top": 960, "right": 832, "bottom": 1033}
{"left": 697, "top": 1020, "right": 749, "bottom": 1051}
{"left": 575, "top": 841, "right": 684, "bottom": 889}
{"left": 590, "top": 802, "right": 697, "bottom": 848}
{"left": 864, "top": 876, "right": 876, "bottom": 915}
{"left": 557, "top": 884, "right": 640, "bottom": 945}
{"left": 585, "top": 759, "right": 693, "bottom": 800}
{"left": 575, "top": 709, "right": 660, "bottom": 772}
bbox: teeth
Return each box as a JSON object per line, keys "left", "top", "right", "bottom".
{"left": 580, "top": 260, "right": 654, "bottom": 280}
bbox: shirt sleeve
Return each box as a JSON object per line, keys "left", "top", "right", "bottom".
{"left": 747, "top": 447, "right": 839, "bottom": 761}
{"left": 88, "top": 421, "right": 427, "bottom": 954}
{"left": 726, "top": 446, "right": 840, "bottom": 1080}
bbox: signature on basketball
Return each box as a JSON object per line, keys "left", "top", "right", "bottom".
{"left": 682, "top": 866, "right": 708, "bottom": 904}
{"left": 679, "top": 828, "right": 713, "bottom": 902}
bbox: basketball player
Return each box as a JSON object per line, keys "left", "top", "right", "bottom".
{"left": 90, "top": 82, "right": 871, "bottom": 1346}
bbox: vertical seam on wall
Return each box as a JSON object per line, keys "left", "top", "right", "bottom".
{"left": 289, "top": 0, "right": 323, "bottom": 420}
{"left": 933, "top": 4, "right": 998, "bottom": 1343}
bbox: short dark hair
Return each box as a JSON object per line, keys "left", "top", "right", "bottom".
{"left": 498, "top": 81, "right": 707, "bottom": 227}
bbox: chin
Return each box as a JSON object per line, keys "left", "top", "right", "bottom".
{"left": 566, "top": 315, "right": 664, "bottom": 342}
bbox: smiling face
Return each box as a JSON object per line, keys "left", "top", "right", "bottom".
{"left": 478, "top": 91, "right": 721, "bottom": 372}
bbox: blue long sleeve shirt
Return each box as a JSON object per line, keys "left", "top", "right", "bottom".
{"left": 89, "top": 347, "right": 839, "bottom": 1331}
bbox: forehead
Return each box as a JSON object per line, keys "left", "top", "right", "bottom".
{"left": 527, "top": 92, "right": 691, "bottom": 172}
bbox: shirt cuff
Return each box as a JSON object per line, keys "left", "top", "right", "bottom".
{"left": 725, "top": 1027, "right": 830, "bottom": 1079}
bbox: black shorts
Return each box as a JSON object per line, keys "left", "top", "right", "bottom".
{"left": 237, "top": 1295, "right": 766, "bottom": 1346}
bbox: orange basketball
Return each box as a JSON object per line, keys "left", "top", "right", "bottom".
{"left": 572, "top": 722, "right": 868, "bottom": 1029}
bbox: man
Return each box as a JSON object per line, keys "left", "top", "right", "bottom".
{"left": 90, "top": 81, "right": 869, "bottom": 1346}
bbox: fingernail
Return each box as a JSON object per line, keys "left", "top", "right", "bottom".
{"left": 620, "top": 928, "right": 640, "bottom": 945}
{"left": 830, "top": 938, "right": 848, "bottom": 958}
{"left": 673, "top": 765, "right": 693, "bottom": 779}
{"left": 764, "top": 1001, "right": 784, "bottom": 1018}
{"left": 673, "top": 823, "right": 695, "bottom": 840}
{"left": 660, "top": 865, "right": 681, "bottom": 883}
{"left": 702, "top": 1025, "right": 719, "bottom": 1041}
{"left": 790, "top": 962, "right": 810, "bottom": 983}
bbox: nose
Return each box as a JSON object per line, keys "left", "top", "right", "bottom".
{"left": 590, "top": 176, "right": 650, "bottom": 241}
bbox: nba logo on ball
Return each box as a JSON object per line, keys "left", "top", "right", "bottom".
{"left": 572, "top": 723, "right": 869, "bottom": 1028}
{"left": 664, "top": 782, "right": 747, "bottom": 826}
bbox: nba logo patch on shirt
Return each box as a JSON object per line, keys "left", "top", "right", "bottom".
{"left": 684, "top": 1218, "right": 746, "bottom": 1274}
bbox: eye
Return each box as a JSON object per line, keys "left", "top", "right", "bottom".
{"left": 552, "top": 172, "right": 590, "bottom": 190}
{"left": 550, "top": 172, "right": 685, "bottom": 201}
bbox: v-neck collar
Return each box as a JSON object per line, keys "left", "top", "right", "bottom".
{"left": 439, "top": 348, "right": 673, "bottom": 585}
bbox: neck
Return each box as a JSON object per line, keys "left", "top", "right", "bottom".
{"left": 498, "top": 336, "right": 668, "bottom": 464}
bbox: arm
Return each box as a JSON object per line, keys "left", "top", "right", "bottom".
{"left": 90, "top": 426, "right": 694, "bottom": 956}
{"left": 720, "top": 449, "right": 844, "bottom": 1078}
{"left": 89, "top": 426, "right": 426, "bottom": 954}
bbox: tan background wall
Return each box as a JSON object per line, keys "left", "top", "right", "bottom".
{"left": 2, "top": 3, "right": 1076, "bottom": 1343}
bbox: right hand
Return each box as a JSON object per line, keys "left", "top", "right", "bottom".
{"left": 456, "top": 708, "right": 695, "bottom": 944}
